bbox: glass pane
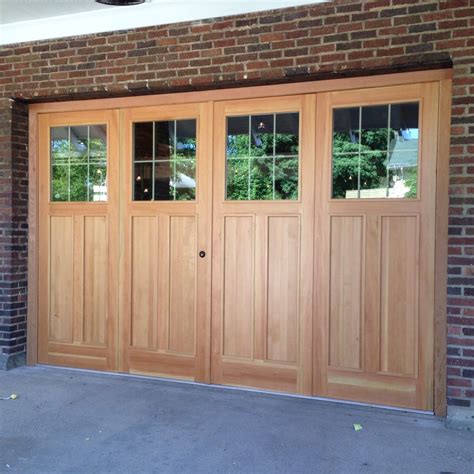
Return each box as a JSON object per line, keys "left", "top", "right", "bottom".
{"left": 155, "top": 121, "right": 174, "bottom": 160}
{"left": 70, "top": 126, "right": 88, "bottom": 164}
{"left": 154, "top": 161, "right": 173, "bottom": 200}
{"left": 359, "top": 151, "right": 389, "bottom": 198}
{"left": 333, "top": 107, "right": 360, "bottom": 153}
{"left": 388, "top": 103, "right": 419, "bottom": 198}
{"left": 360, "top": 105, "right": 389, "bottom": 151}
{"left": 250, "top": 115, "right": 274, "bottom": 157}
{"left": 176, "top": 120, "right": 197, "bottom": 159}
{"left": 69, "top": 164, "right": 88, "bottom": 201}
{"left": 332, "top": 153, "right": 359, "bottom": 199}
{"left": 174, "top": 160, "right": 196, "bottom": 200}
{"left": 89, "top": 125, "right": 107, "bottom": 164}
{"left": 51, "top": 165, "right": 69, "bottom": 201}
{"left": 134, "top": 122, "right": 153, "bottom": 161}
{"left": 51, "top": 127, "right": 69, "bottom": 164}
{"left": 389, "top": 167, "right": 418, "bottom": 198}
{"left": 250, "top": 157, "right": 273, "bottom": 200}
{"left": 134, "top": 162, "right": 153, "bottom": 201}
{"left": 227, "top": 116, "right": 250, "bottom": 158}
{"left": 89, "top": 164, "right": 107, "bottom": 202}
{"left": 275, "top": 113, "right": 299, "bottom": 156}
{"left": 275, "top": 157, "right": 299, "bottom": 200}
{"left": 226, "top": 158, "right": 250, "bottom": 200}
{"left": 332, "top": 102, "right": 419, "bottom": 199}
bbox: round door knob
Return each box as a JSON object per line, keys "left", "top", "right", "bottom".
{"left": 199, "top": 251, "right": 206, "bottom": 258}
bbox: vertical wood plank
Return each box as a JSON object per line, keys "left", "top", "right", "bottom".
{"left": 131, "top": 216, "right": 157, "bottom": 349}
{"left": 364, "top": 214, "right": 381, "bottom": 374}
{"left": 254, "top": 214, "right": 267, "bottom": 361}
{"left": 72, "top": 215, "right": 84, "bottom": 344}
{"left": 434, "top": 79, "right": 451, "bottom": 417}
{"left": 380, "top": 216, "right": 418, "bottom": 376}
{"left": 223, "top": 216, "right": 254, "bottom": 359}
{"left": 83, "top": 216, "right": 108, "bottom": 345}
{"left": 49, "top": 216, "right": 74, "bottom": 343}
{"left": 329, "top": 216, "right": 363, "bottom": 370}
{"left": 169, "top": 216, "right": 196, "bottom": 354}
{"left": 313, "top": 92, "right": 331, "bottom": 396}
{"left": 267, "top": 216, "right": 299, "bottom": 363}
{"left": 27, "top": 111, "right": 38, "bottom": 365}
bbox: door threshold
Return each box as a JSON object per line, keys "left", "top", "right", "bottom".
{"left": 36, "top": 363, "right": 434, "bottom": 416}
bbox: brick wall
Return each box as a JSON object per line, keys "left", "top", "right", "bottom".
{"left": 0, "top": 0, "right": 473, "bottom": 410}
{"left": 0, "top": 99, "right": 28, "bottom": 369}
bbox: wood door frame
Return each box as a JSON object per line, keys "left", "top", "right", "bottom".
{"left": 27, "top": 69, "right": 451, "bottom": 415}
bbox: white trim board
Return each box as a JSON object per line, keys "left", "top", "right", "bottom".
{"left": 0, "top": 0, "right": 326, "bottom": 46}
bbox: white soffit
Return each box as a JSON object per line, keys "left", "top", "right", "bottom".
{"left": 0, "top": 0, "right": 327, "bottom": 46}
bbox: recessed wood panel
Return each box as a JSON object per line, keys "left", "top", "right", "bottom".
{"left": 49, "top": 216, "right": 74, "bottom": 343}
{"left": 169, "top": 216, "right": 196, "bottom": 355}
{"left": 329, "top": 216, "right": 363, "bottom": 370}
{"left": 131, "top": 216, "right": 157, "bottom": 350}
{"left": 83, "top": 216, "right": 108, "bottom": 345}
{"left": 223, "top": 216, "right": 254, "bottom": 359}
{"left": 266, "top": 216, "right": 299, "bottom": 363}
{"left": 380, "top": 215, "right": 418, "bottom": 376}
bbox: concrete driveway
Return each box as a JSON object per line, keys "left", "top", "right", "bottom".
{"left": 0, "top": 366, "right": 473, "bottom": 473}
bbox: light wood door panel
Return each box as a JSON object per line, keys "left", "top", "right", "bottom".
{"left": 211, "top": 95, "right": 316, "bottom": 394}
{"left": 267, "top": 216, "right": 299, "bottom": 364}
{"left": 329, "top": 215, "right": 364, "bottom": 371}
{"left": 38, "top": 110, "right": 119, "bottom": 371}
{"left": 314, "top": 83, "right": 438, "bottom": 410}
{"left": 380, "top": 215, "right": 418, "bottom": 377}
{"left": 49, "top": 216, "right": 74, "bottom": 343}
{"left": 121, "top": 103, "right": 212, "bottom": 382}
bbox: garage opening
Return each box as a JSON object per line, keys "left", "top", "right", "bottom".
{"left": 33, "top": 72, "right": 450, "bottom": 412}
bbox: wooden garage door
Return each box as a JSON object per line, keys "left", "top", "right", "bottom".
{"left": 313, "top": 83, "right": 438, "bottom": 410}
{"left": 210, "top": 96, "right": 316, "bottom": 393}
{"left": 35, "top": 79, "right": 441, "bottom": 411}
{"left": 38, "top": 110, "right": 119, "bottom": 370}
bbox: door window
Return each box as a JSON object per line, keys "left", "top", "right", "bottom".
{"left": 133, "top": 119, "right": 197, "bottom": 201}
{"left": 50, "top": 124, "right": 107, "bottom": 202}
{"left": 332, "top": 102, "right": 419, "bottom": 199}
{"left": 226, "top": 112, "right": 299, "bottom": 200}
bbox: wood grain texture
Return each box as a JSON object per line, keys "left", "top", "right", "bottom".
{"left": 29, "top": 70, "right": 451, "bottom": 114}
{"left": 211, "top": 95, "right": 313, "bottom": 394}
{"left": 120, "top": 102, "right": 211, "bottom": 381}
{"left": 37, "top": 109, "right": 120, "bottom": 370}
{"left": 83, "top": 216, "right": 109, "bottom": 345}
{"left": 27, "top": 111, "right": 38, "bottom": 365}
{"left": 380, "top": 216, "right": 418, "bottom": 377}
{"left": 223, "top": 216, "right": 254, "bottom": 359}
{"left": 434, "top": 79, "right": 451, "bottom": 417}
{"left": 329, "top": 216, "right": 363, "bottom": 370}
{"left": 131, "top": 216, "right": 157, "bottom": 350}
{"left": 169, "top": 216, "right": 196, "bottom": 355}
{"left": 49, "top": 216, "right": 74, "bottom": 343}
{"left": 31, "top": 77, "right": 448, "bottom": 412}
{"left": 266, "top": 216, "right": 299, "bottom": 364}
{"left": 317, "top": 82, "right": 439, "bottom": 411}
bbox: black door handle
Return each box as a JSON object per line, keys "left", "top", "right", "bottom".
{"left": 199, "top": 251, "right": 206, "bottom": 258}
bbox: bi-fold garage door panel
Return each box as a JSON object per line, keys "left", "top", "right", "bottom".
{"left": 38, "top": 110, "right": 119, "bottom": 371}
{"left": 314, "top": 83, "right": 438, "bottom": 410}
{"left": 211, "top": 95, "right": 316, "bottom": 395}
{"left": 120, "top": 102, "right": 212, "bottom": 383}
